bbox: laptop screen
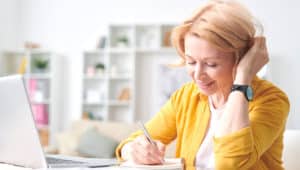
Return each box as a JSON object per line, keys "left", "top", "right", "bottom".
{"left": 0, "top": 75, "right": 47, "bottom": 168}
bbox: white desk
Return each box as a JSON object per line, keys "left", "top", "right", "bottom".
{"left": 0, "top": 164, "right": 127, "bottom": 170}
{"left": 0, "top": 164, "right": 186, "bottom": 170}
{"left": 0, "top": 158, "right": 184, "bottom": 170}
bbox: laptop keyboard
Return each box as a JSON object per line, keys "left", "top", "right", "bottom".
{"left": 46, "top": 157, "right": 86, "bottom": 165}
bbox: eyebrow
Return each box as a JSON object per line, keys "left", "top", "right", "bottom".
{"left": 184, "top": 54, "right": 221, "bottom": 60}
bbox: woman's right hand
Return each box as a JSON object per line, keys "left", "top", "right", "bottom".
{"left": 234, "top": 37, "right": 269, "bottom": 85}
{"left": 121, "top": 135, "right": 166, "bottom": 165}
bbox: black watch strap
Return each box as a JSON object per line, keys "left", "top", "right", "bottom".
{"left": 231, "top": 85, "right": 253, "bottom": 101}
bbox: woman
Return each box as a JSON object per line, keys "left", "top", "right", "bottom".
{"left": 115, "top": 0, "right": 290, "bottom": 169}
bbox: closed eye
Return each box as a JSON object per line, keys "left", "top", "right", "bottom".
{"left": 186, "top": 61, "right": 196, "bottom": 65}
{"left": 206, "top": 63, "right": 217, "bottom": 67}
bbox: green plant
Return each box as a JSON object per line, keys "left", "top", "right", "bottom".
{"left": 117, "top": 36, "right": 129, "bottom": 44}
{"left": 33, "top": 58, "right": 48, "bottom": 69}
{"left": 95, "top": 63, "right": 105, "bottom": 70}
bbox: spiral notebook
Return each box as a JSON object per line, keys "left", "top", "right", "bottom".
{"left": 120, "top": 158, "right": 183, "bottom": 170}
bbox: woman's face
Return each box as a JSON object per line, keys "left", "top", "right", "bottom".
{"left": 184, "top": 34, "right": 236, "bottom": 96}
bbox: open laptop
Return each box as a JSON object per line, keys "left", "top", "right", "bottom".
{"left": 0, "top": 75, "right": 117, "bottom": 169}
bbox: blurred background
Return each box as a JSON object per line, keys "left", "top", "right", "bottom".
{"left": 0, "top": 0, "right": 299, "bottom": 159}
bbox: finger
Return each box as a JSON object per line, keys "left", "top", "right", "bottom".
{"left": 132, "top": 148, "right": 158, "bottom": 165}
{"left": 137, "top": 135, "right": 153, "bottom": 149}
{"left": 131, "top": 140, "right": 162, "bottom": 165}
{"left": 135, "top": 147, "right": 163, "bottom": 165}
{"left": 136, "top": 138, "right": 163, "bottom": 163}
{"left": 261, "top": 37, "right": 268, "bottom": 51}
{"left": 255, "top": 36, "right": 266, "bottom": 48}
{"left": 260, "top": 36, "right": 266, "bottom": 45}
{"left": 139, "top": 142, "right": 163, "bottom": 161}
{"left": 257, "top": 37, "right": 269, "bottom": 61}
{"left": 137, "top": 136, "right": 160, "bottom": 153}
{"left": 153, "top": 141, "right": 165, "bottom": 163}
{"left": 136, "top": 135, "right": 164, "bottom": 163}
{"left": 137, "top": 135, "right": 153, "bottom": 145}
{"left": 155, "top": 141, "right": 166, "bottom": 155}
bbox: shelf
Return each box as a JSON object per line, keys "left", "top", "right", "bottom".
{"left": 36, "top": 124, "right": 49, "bottom": 130}
{"left": 0, "top": 49, "right": 58, "bottom": 146}
{"left": 31, "top": 99, "right": 50, "bottom": 104}
{"left": 108, "top": 48, "right": 134, "bottom": 53}
{"left": 136, "top": 47, "right": 176, "bottom": 54}
{"left": 84, "top": 49, "right": 108, "bottom": 55}
{"left": 135, "top": 25, "right": 160, "bottom": 49}
{"left": 109, "top": 25, "right": 134, "bottom": 48}
{"left": 3, "top": 49, "right": 52, "bottom": 56}
{"left": 83, "top": 75, "right": 107, "bottom": 80}
{"left": 108, "top": 100, "right": 130, "bottom": 106}
{"left": 83, "top": 102, "right": 106, "bottom": 106}
{"left": 24, "top": 73, "right": 52, "bottom": 79}
{"left": 109, "top": 75, "right": 132, "bottom": 80}
{"left": 30, "top": 50, "right": 52, "bottom": 55}
{"left": 82, "top": 23, "right": 177, "bottom": 123}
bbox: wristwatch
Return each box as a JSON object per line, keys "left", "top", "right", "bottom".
{"left": 231, "top": 85, "right": 253, "bottom": 101}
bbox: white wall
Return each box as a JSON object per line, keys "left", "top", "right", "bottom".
{"left": 243, "top": 1, "right": 300, "bottom": 129}
{"left": 0, "top": 0, "right": 18, "bottom": 50}
{"left": 15, "top": 0, "right": 203, "bottom": 130}
{"left": 7, "top": 0, "right": 300, "bottom": 129}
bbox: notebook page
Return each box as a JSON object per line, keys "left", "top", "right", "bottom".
{"left": 120, "top": 158, "right": 183, "bottom": 170}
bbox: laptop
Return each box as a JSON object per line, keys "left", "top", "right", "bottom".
{"left": 0, "top": 75, "right": 117, "bottom": 169}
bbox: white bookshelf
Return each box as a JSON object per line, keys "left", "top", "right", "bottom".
{"left": 0, "top": 49, "right": 61, "bottom": 146}
{"left": 82, "top": 23, "right": 189, "bottom": 122}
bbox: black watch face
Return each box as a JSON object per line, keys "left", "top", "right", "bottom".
{"left": 246, "top": 86, "right": 253, "bottom": 101}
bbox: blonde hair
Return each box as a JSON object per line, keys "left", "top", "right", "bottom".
{"left": 171, "top": 0, "right": 262, "bottom": 66}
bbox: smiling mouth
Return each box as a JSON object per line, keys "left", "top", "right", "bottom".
{"left": 197, "top": 81, "right": 214, "bottom": 88}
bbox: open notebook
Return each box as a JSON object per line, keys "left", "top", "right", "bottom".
{"left": 120, "top": 158, "right": 183, "bottom": 170}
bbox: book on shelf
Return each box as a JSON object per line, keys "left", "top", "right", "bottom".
{"left": 120, "top": 158, "right": 183, "bottom": 170}
{"left": 18, "top": 56, "right": 27, "bottom": 74}
{"left": 32, "top": 104, "right": 48, "bottom": 126}
{"left": 28, "top": 78, "right": 48, "bottom": 126}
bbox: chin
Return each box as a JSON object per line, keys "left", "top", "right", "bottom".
{"left": 197, "top": 87, "right": 215, "bottom": 96}
{"left": 195, "top": 81, "right": 216, "bottom": 96}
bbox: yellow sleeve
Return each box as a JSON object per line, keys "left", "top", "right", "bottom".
{"left": 213, "top": 87, "right": 290, "bottom": 169}
{"left": 115, "top": 90, "right": 179, "bottom": 161}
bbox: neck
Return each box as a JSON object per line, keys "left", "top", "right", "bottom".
{"left": 210, "top": 86, "right": 231, "bottom": 109}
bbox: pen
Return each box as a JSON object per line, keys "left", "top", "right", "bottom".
{"left": 138, "top": 121, "right": 165, "bottom": 164}
{"left": 138, "top": 121, "right": 157, "bottom": 146}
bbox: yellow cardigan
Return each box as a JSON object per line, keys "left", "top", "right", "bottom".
{"left": 116, "top": 77, "right": 289, "bottom": 170}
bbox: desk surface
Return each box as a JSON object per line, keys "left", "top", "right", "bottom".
{"left": 0, "top": 164, "right": 121, "bottom": 170}
{"left": 0, "top": 158, "right": 185, "bottom": 170}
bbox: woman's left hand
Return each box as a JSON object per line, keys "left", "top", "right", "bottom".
{"left": 234, "top": 36, "right": 269, "bottom": 84}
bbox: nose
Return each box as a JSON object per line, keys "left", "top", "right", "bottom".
{"left": 194, "top": 62, "right": 205, "bottom": 80}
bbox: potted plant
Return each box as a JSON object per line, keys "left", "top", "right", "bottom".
{"left": 33, "top": 57, "right": 48, "bottom": 72}
{"left": 95, "top": 63, "right": 105, "bottom": 75}
{"left": 116, "top": 36, "right": 129, "bottom": 47}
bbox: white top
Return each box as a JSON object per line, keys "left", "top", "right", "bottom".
{"left": 195, "top": 97, "right": 224, "bottom": 169}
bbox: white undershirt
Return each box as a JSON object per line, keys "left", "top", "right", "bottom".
{"left": 196, "top": 97, "right": 224, "bottom": 169}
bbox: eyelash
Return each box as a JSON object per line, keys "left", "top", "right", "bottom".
{"left": 207, "top": 63, "right": 217, "bottom": 67}
{"left": 186, "top": 61, "right": 217, "bottom": 67}
{"left": 186, "top": 61, "right": 196, "bottom": 65}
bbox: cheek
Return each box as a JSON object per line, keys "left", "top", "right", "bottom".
{"left": 187, "top": 67, "right": 194, "bottom": 78}
{"left": 213, "top": 66, "right": 234, "bottom": 83}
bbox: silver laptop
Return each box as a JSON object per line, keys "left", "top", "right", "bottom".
{"left": 0, "top": 75, "right": 117, "bottom": 169}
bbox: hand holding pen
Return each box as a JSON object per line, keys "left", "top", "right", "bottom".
{"left": 138, "top": 121, "right": 159, "bottom": 146}
{"left": 121, "top": 122, "right": 166, "bottom": 165}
